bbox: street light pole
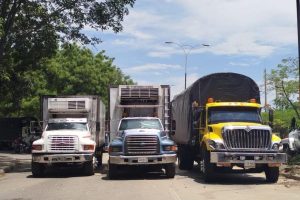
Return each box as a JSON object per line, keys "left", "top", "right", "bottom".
{"left": 165, "top": 42, "right": 210, "bottom": 89}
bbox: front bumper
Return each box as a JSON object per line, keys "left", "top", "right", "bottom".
{"left": 32, "top": 153, "right": 93, "bottom": 164}
{"left": 210, "top": 151, "right": 287, "bottom": 164}
{"left": 109, "top": 154, "right": 177, "bottom": 165}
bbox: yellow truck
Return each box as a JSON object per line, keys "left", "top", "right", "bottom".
{"left": 171, "top": 72, "right": 286, "bottom": 183}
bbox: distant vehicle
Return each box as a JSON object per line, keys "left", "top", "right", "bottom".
{"left": 31, "top": 95, "right": 106, "bottom": 177}
{"left": 108, "top": 85, "right": 177, "bottom": 179}
{"left": 171, "top": 73, "right": 286, "bottom": 183}
{"left": 0, "top": 117, "right": 39, "bottom": 150}
{"left": 281, "top": 117, "right": 300, "bottom": 155}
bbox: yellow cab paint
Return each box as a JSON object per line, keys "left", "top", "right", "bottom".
{"left": 200, "top": 102, "right": 277, "bottom": 150}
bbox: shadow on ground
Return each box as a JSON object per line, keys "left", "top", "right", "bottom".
{"left": 176, "top": 163, "right": 268, "bottom": 185}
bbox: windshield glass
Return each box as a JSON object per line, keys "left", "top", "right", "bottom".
{"left": 46, "top": 123, "right": 87, "bottom": 131}
{"left": 119, "top": 119, "right": 162, "bottom": 131}
{"left": 208, "top": 107, "right": 261, "bottom": 124}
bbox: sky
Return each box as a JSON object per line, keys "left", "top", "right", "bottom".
{"left": 87, "top": 0, "right": 298, "bottom": 104}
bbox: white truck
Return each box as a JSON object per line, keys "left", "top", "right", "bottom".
{"left": 108, "top": 85, "right": 177, "bottom": 178}
{"left": 31, "top": 95, "right": 105, "bottom": 177}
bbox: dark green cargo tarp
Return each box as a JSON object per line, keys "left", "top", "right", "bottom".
{"left": 171, "top": 72, "right": 260, "bottom": 144}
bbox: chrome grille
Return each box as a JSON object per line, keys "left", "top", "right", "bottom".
{"left": 222, "top": 129, "right": 271, "bottom": 150}
{"left": 48, "top": 135, "right": 78, "bottom": 152}
{"left": 125, "top": 135, "right": 159, "bottom": 155}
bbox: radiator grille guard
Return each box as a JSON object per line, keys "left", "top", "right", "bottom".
{"left": 222, "top": 126, "right": 272, "bottom": 150}
{"left": 125, "top": 135, "right": 159, "bottom": 155}
{"left": 48, "top": 135, "right": 78, "bottom": 152}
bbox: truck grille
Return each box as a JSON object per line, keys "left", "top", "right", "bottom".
{"left": 222, "top": 129, "right": 271, "bottom": 150}
{"left": 125, "top": 135, "right": 159, "bottom": 155}
{"left": 48, "top": 135, "right": 78, "bottom": 152}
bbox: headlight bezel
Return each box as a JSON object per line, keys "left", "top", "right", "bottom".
{"left": 207, "top": 139, "right": 225, "bottom": 150}
{"left": 109, "top": 145, "right": 123, "bottom": 153}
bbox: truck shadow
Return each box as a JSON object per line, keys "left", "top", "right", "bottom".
{"left": 176, "top": 163, "right": 269, "bottom": 185}
{"left": 99, "top": 163, "right": 172, "bottom": 180}
{"left": 26, "top": 165, "right": 103, "bottom": 178}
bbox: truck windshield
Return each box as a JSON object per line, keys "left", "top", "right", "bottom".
{"left": 208, "top": 107, "right": 261, "bottom": 124}
{"left": 46, "top": 123, "right": 87, "bottom": 131}
{"left": 119, "top": 119, "right": 162, "bottom": 131}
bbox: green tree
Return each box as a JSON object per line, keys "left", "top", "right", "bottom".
{"left": 267, "top": 57, "right": 299, "bottom": 119}
{"left": 0, "top": 0, "right": 135, "bottom": 116}
{"left": 19, "top": 44, "right": 134, "bottom": 117}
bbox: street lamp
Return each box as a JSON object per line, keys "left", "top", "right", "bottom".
{"left": 165, "top": 41, "right": 210, "bottom": 89}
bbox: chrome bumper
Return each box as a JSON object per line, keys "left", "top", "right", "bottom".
{"left": 109, "top": 154, "right": 177, "bottom": 165}
{"left": 32, "top": 153, "right": 93, "bottom": 164}
{"left": 210, "top": 151, "right": 287, "bottom": 164}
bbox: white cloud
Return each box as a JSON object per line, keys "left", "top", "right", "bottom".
{"left": 229, "top": 62, "right": 250, "bottom": 67}
{"left": 124, "top": 63, "right": 182, "bottom": 74}
{"left": 109, "top": 0, "right": 297, "bottom": 57}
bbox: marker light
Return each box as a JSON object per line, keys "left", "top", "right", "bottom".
{"left": 249, "top": 99, "right": 256, "bottom": 103}
{"left": 83, "top": 144, "right": 95, "bottom": 151}
{"left": 207, "top": 98, "right": 214, "bottom": 103}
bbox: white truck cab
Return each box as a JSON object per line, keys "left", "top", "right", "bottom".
{"left": 31, "top": 96, "right": 105, "bottom": 177}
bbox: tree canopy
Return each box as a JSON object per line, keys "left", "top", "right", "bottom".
{"left": 18, "top": 44, "right": 134, "bottom": 117}
{"left": 267, "top": 57, "right": 299, "bottom": 119}
{"left": 0, "top": 0, "right": 135, "bottom": 116}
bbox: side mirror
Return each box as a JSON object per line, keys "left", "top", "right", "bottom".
{"left": 269, "top": 109, "right": 274, "bottom": 128}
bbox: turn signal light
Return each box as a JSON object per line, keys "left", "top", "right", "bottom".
{"left": 249, "top": 98, "right": 256, "bottom": 103}
{"left": 207, "top": 98, "right": 214, "bottom": 103}
{"left": 163, "top": 145, "right": 177, "bottom": 151}
{"left": 83, "top": 144, "right": 95, "bottom": 151}
{"left": 32, "top": 144, "right": 43, "bottom": 151}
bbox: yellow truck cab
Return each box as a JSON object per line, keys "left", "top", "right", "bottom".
{"left": 171, "top": 72, "right": 286, "bottom": 183}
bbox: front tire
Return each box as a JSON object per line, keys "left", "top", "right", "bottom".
{"left": 265, "top": 167, "right": 279, "bottom": 183}
{"left": 31, "top": 162, "right": 45, "bottom": 177}
{"left": 165, "top": 163, "right": 176, "bottom": 178}
{"left": 97, "top": 151, "right": 103, "bottom": 167}
{"left": 108, "top": 162, "right": 117, "bottom": 179}
{"left": 83, "top": 161, "right": 94, "bottom": 176}
{"left": 178, "top": 145, "right": 194, "bottom": 170}
{"left": 200, "top": 147, "right": 216, "bottom": 182}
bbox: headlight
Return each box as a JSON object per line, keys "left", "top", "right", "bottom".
{"left": 163, "top": 145, "right": 177, "bottom": 151}
{"left": 109, "top": 146, "right": 122, "bottom": 153}
{"left": 207, "top": 140, "right": 225, "bottom": 150}
{"left": 271, "top": 143, "right": 281, "bottom": 151}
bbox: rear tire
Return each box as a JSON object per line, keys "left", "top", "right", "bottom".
{"left": 31, "top": 162, "right": 45, "bottom": 177}
{"left": 108, "top": 162, "right": 118, "bottom": 179}
{"left": 165, "top": 163, "right": 176, "bottom": 178}
{"left": 178, "top": 145, "right": 194, "bottom": 170}
{"left": 200, "top": 147, "right": 216, "bottom": 183}
{"left": 265, "top": 167, "right": 279, "bottom": 183}
{"left": 97, "top": 151, "right": 103, "bottom": 167}
{"left": 83, "top": 161, "right": 94, "bottom": 176}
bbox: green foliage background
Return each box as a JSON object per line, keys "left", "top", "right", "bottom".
{"left": 3, "top": 44, "right": 134, "bottom": 118}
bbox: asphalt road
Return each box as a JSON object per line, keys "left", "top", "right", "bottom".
{"left": 0, "top": 154, "right": 300, "bottom": 200}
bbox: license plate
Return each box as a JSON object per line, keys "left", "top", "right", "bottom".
{"left": 52, "top": 156, "right": 72, "bottom": 162}
{"left": 138, "top": 157, "right": 148, "bottom": 163}
{"left": 244, "top": 160, "right": 255, "bottom": 169}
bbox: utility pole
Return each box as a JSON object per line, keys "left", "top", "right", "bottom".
{"left": 297, "top": 0, "right": 300, "bottom": 106}
{"left": 264, "top": 68, "right": 268, "bottom": 111}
